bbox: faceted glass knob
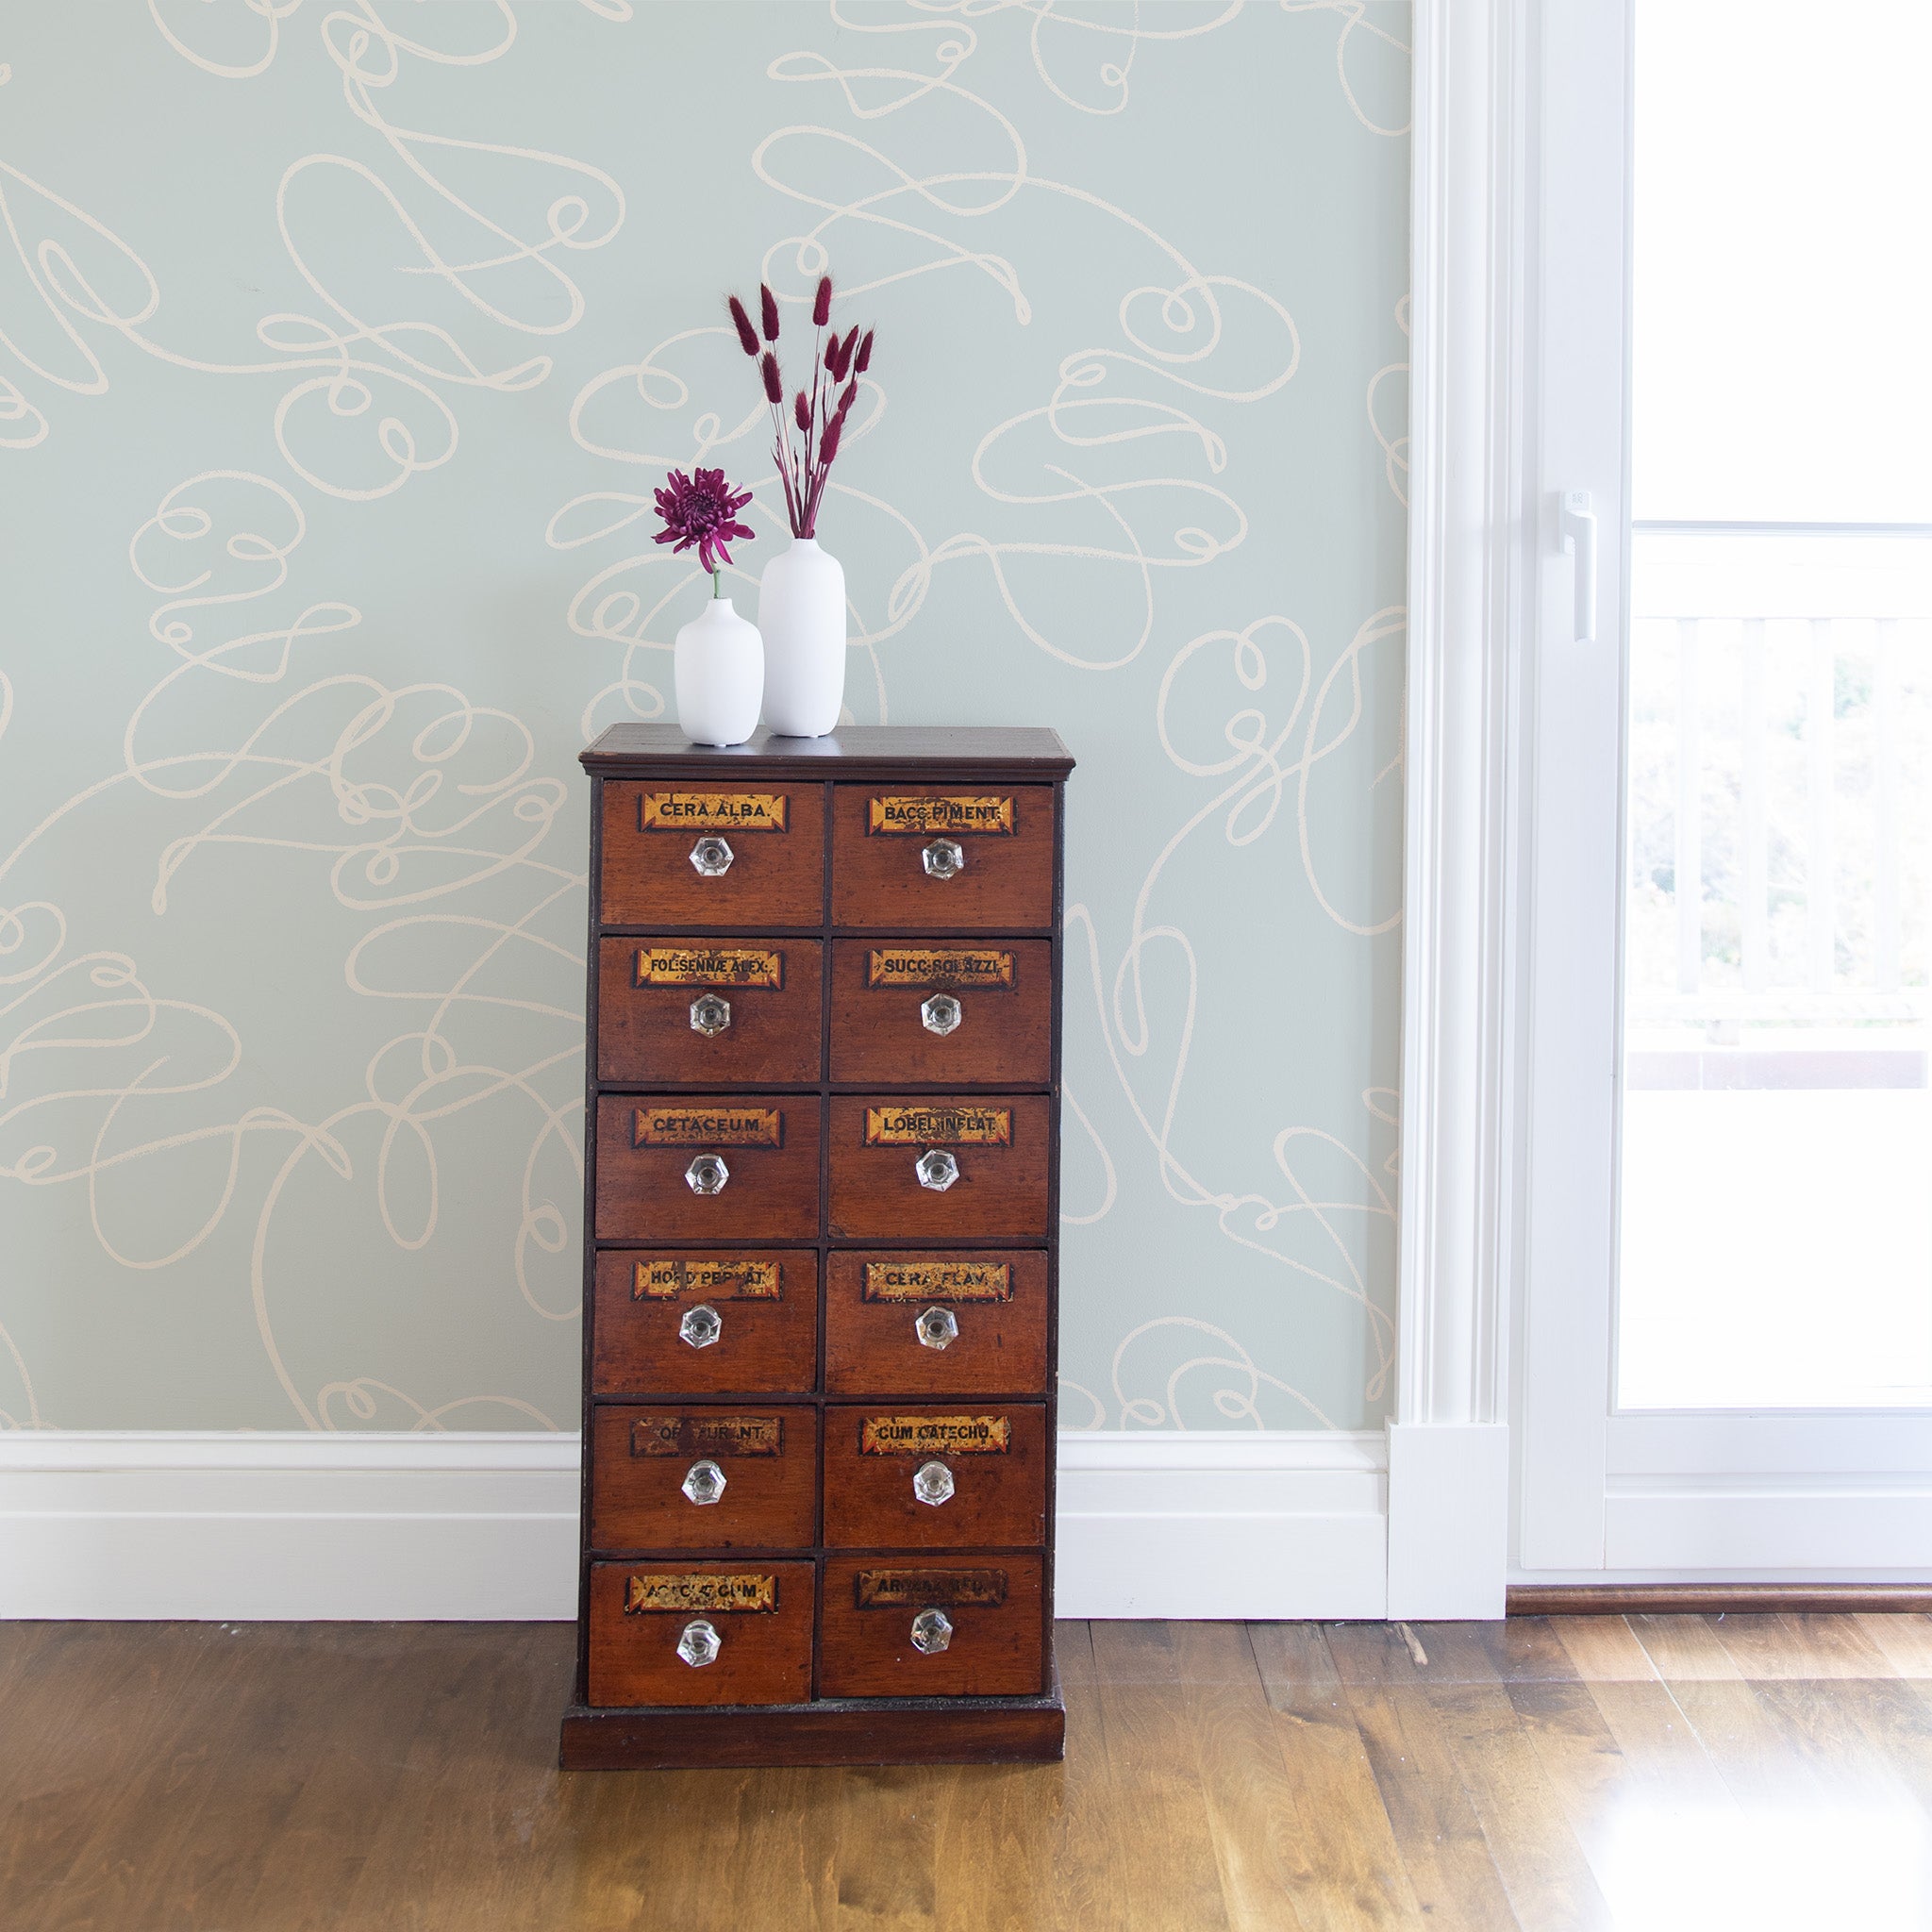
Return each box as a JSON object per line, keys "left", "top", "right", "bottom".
{"left": 910, "top": 1607, "right": 954, "bottom": 1655}
{"left": 915, "top": 1148, "right": 959, "bottom": 1192}
{"left": 678, "top": 1303, "right": 723, "bottom": 1350}
{"left": 676, "top": 1619, "right": 721, "bottom": 1668}
{"left": 690, "top": 836, "right": 734, "bottom": 876}
{"left": 690, "top": 992, "right": 732, "bottom": 1036}
{"left": 912, "top": 1459, "right": 956, "bottom": 1507}
{"left": 681, "top": 1458, "right": 727, "bottom": 1506}
{"left": 915, "top": 1305, "right": 959, "bottom": 1351}
{"left": 920, "top": 993, "right": 962, "bottom": 1037}
{"left": 685, "top": 1153, "right": 729, "bottom": 1194}
{"left": 922, "top": 838, "right": 965, "bottom": 880}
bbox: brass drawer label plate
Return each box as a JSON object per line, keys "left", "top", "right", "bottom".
{"left": 865, "top": 947, "right": 1014, "bottom": 990}
{"left": 640, "top": 791, "right": 789, "bottom": 832}
{"left": 864, "top": 1105, "right": 1010, "bottom": 1147}
{"left": 855, "top": 1567, "right": 1009, "bottom": 1609}
{"left": 625, "top": 1572, "right": 779, "bottom": 1615}
{"left": 634, "top": 1258, "right": 782, "bottom": 1302}
{"left": 863, "top": 1260, "right": 1011, "bottom": 1303}
{"left": 636, "top": 946, "right": 784, "bottom": 989}
{"left": 867, "top": 794, "right": 1014, "bottom": 836}
{"left": 634, "top": 1106, "right": 783, "bottom": 1148}
{"left": 631, "top": 1414, "right": 785, "bottom": 1458}
{"left": 859, "top": 1414, "right": 1011, "bottom": 1457}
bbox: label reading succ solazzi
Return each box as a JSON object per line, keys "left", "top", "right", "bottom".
{"left": 865, "top": 948, "right": 1014, "bottom": 991}
{"left": 859, "top": 1414, "right": 1011, "bottom": 1457}
{"left": 634, "top": 1257, "right": 782, "bottom": 1302}
{"left": 867, "top": 794, "right": 1014, "bottom": 836}
{"left": 625, "top": 1572, "right": 778, "bottom": 1615}
{"left": 640, "top": 791, "right": 788, "bottom": 832}
{"left": 855, "top": 1568, "right": 1008, "bottom": 1610}
{"left": 634, "top": 1106, "right": 783, "bottom": 1148}
{"left": 630, "top": 1414, "right": 784, "bottom": 1458}
{"left": 863, "top": 1106, "right": 1010, "bottom": 1147}
{"left": 636, "top": 946, "right": 783, "bottom": 989}
{"left": 863, "top": 1260, "right": 1011, "bottom": 1304}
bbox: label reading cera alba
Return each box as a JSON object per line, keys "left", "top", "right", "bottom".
{"left": 640, "top": 791, "right": 788, "bottom": 831}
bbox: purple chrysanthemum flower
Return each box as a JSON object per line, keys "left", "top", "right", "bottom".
{"left": 651, "top": 466, "right": 757, "bottom": 580}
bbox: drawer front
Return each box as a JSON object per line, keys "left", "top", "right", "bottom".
{"left": 831, "top": 784, "right": 1055, "bottom": 931}
{"left": 827, "top": 1095, "right": 1049, "bottom": 1241}
{"left": 588, "top": 1560, "right": 813, "bottom": 1708}
{"left": 600, "top": 781, "right": 825, "bottom": 927}
{"left": 819, "top": 1555, "right": 1044, "bottom": 1699}
{"left": 822, "top": 1403, "right": 1048, "bottom": 1551}
{"left": 591, "top": 1405, "right": 818, "bottom": 1551}
{"left": 824, "top": 1250, "right": 1048, "bottom": 1396}
{"left": 597, "top": 939, "right": 823, "bottom": 1086}
{"left": 595, "top": 1096, "right": 821, "bottom": 1241}
{"left": 592, "top": 1250, "right": 817, "bottom": 1396}
{"left": 828, "top": 939, "right": 1049, "bottom": 1086}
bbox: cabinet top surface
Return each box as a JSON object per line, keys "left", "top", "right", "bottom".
{"left": 581, "top": 724, "right": 1074, "bottom": 778}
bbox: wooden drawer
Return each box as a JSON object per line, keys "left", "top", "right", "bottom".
{"left": 828, "top": 940, "right": 1049, "bottom": 1086}
{"left": 590, "top": 1405, "right": 818, "bottom": 1551}
{"left": 592, "top": 1250, "right": 817, "bottom": 1396}
{"left": 831, "top": 785, "right": 1055, "bottom": 931}
{"left": 822, "top": 1403, "right": 1048, "bottom": 1551}
{"left": 824, "top": 1250, "right": 1047, "bottom": 1396}
{"left": 595, "top": 1096, "right": 821, "bottom": 1241}
{"left": 826, "top": 1095, "right": 1049, "bottom": 1241}
{"left": 588, "top": 1560, "right": 813, "bottom": 1708}
{"left": 819, "top": 1556, "right": 1044, "bottom": 1699}
{"left": 597, "top": 939, "right": 823, "bottom": 1085}
{"left": 601, "top": 781, "right": 824, "bottom": 928}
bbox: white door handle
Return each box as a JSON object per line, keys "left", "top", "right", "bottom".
{"left": 1559, "top": 490, "right": 1597, "bottom": 644}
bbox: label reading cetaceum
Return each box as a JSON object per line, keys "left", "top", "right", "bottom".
{"left": 634, "top": 1107, "right": 783, "bottom": 1148}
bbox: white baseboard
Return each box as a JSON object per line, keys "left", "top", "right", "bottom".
{"left": 1385, "top": 1420, "right": 1509, "bottom": 1619}
{"left": 0, "top": 1428, "right": 1393, "bottom": 1623}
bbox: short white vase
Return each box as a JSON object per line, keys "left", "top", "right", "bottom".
{"left": 674, "top": 595, "right": 763, "bottom": 747}
{"left": 758, "top": 537, "right": 846, "bottom": 737}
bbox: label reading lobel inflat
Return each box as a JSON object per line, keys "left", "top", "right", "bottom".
{"left": 634, "top": 1258, "right": 782, "bottom": 1302}
{"left": 865, "top": 948, "right": 1014, "bottom": 991}
{"left": 867, "top": 794, "right": 1014, "bottom": 836}
{"left": 634, "top": 1106, "right": 783, "bottom": 1149}
{"left": 625, "top": 1572, "right": 778, "bottom": 1615}
{"left": 630, "top": 1414, "right": 784, "bottom": 1458}
{"left": 863, "top": 1106, "right": 1010, "bottom": 1147}
{"left": 859, "top": 1414, "right": 1011, "bottom": 1457}
{"left": 636, "top": 946, "right": 783, "bottom": 989}
{"left": 863, "top": 1260, "right": 1012, "bottom": 1304}
{"left": 640, "top": 791, "right": 788, "bottom": 832}
{"left": 855, "top": 1568, "right": 1008, "bottom": 1610}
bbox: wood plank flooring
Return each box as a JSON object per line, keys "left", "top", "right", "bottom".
{"left": 8, "top": 1615, "right": 1932, "bottom": 1929}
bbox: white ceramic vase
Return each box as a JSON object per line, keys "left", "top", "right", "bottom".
{"left": 758, "top": 537, "right": 846, "bottom": 737}
{"left": 674, "top": 595, "right": 763, "bottom": 747}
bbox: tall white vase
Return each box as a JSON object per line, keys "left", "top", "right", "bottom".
{"left": 674, "top": 595, "right": 763, "bottom": 747}
{"left": 758, "top": 537, "right": 846, "bottom": 737}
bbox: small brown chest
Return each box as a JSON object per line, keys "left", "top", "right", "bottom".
{"left": 560, "top": 725, "right": 1073, "bottom": 1770}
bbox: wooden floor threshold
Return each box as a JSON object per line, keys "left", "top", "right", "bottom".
{"left": 1508, "top": 1580, "right": 1932, "bottom": 1615}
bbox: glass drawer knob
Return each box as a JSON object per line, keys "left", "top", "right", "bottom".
{"left": 910, "top": 1607, "right": 954, "bottom": 1655}
{"left": 690, "top": 836, "right": 734, "bottom": 876}
{"left": 678, "top": 1303, "right": 722, "bottom": 1349}
{"left": 681, "top": 1458, "right": 727, "bottom": 1506}
{"left": 915, "top": 1306, "right": 958, "bottom": 1351}
{"left": 685, "top": 1153, "right": 729, "bottom": 1194}
{"left": 920, "top": 993, "right": 962, "bottom": 1037}
{"left": 922, "top": 838, "right": 965, "bottom": 879}
{"left": 915, "top": 1148, "right": 958, "bottom": 1192}
{"left": 912, "top": 1459, "right": 956, "bottom": 1507}
{"left": 690, "top": 993, "right": 732, "bottom": 1036}
{"left": 676, "top": 1619, "right": 721, "bottom": 1668}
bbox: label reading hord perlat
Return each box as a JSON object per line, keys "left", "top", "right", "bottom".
{"left": 863, "top": 1106, "right": 1010, "bottom": 1147}
{"left": 630, "top": 1414, "right": 785, "bottom": 1458}
{"left": 862, "top": 1260, "right": 1012, "bottom": 1304}
{"left": 640, "top": 791, "right": 788, "bottom": 831}
{"left": 865, "top": 948, "right": 1014, "bottom": 991}
{"left": 634, "top": 1258, "right": 782, "bottom": 1302}
{"left": 859, "top": 1414, "right": 1012, "bottom": 1457}
{"left": 635, "top": 946, "right": 784, "bottom": 989}
{"left": 855, "top": 1568, "right": 1008, "bottom": 1609}
{"left": 866, "top": 794, "right": 1014, "bottom": 836}
{"left": 634, "top": 1106, "right": 783, "bottom": 1148}
{"left": 625, "top": 1572, "right": 778, "bottom": 1615}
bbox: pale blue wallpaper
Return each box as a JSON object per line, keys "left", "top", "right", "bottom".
{"left": 0, "top": 2, "right": 1409, "bottom": 1433}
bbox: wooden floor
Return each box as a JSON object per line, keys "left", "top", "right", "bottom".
{"left": 8, "top": 1614, "right": 1932, "bottom": 1929}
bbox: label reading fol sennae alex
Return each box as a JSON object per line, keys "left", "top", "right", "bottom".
{"left": 856, "top": 1568, "right": 1008, "bottom": 1610}
{"left": 864, "top": 1105, "right": 1009, "bottom": 1147}
{"left": 636, "top": 946, "right": 783, "bottom": 990}
{"left": 640, "top": 791, "right": 788, "bottom": 832}
{"left": 634, "top": 1258, "right": 782, "bottom": 1302}
{"left": 863, "top": 1260, "right": 1011, "bottom": 1304}
{"left": 865, "top": 948, "right": 1014, "bottom": 991}
{"left": 634, "top": 1106, "right": 783, "bottom": 1148}
{"left": 867, "top": 794, "right": 1014, "bottom": 836}
{"left": 625, "top": 1573, "right": 778, "bottom": 1615}
{"left": 860, "top": 1414, "right": 1011, "bottom": 1457}
{"left": 631, "top": 1414, "right": 784, "bottom": 1458}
